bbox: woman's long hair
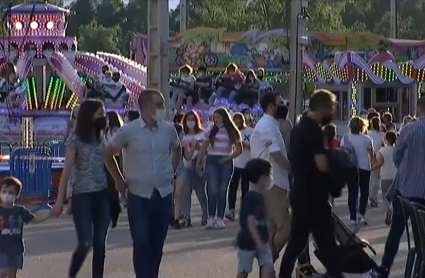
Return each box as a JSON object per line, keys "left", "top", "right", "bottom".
{"left": 181, "top": 110, "right": 203, "bottom": 135}
{"left": 75, "top": 99, "right": 104, "bottom": 143}
{"left": 370, "top": 116, "right": 381, "bottom": 131}
{"left": 106, "top": 111, "right": 123, "bottom": 134}
{"left": 233, "top": 112, "right": 246, "bottom": 130}
{"left": 209, "top": 107, "right": 240, "bottom": 146}
{"left": 245, "top": 69, "right": 257, "bottom": 83}
{"left": 225, "top": 63, "right": 239, "bottom": 74}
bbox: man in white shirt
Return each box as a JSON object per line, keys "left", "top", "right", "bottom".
{"left": 250, "top": 91, "right": 291, "bottom": 262}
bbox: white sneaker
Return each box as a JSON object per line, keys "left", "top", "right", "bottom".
{"left": 206, "top": 217, "right": 215, "bottom": 229}
{"left": 215, "top": 218, "right": 226, "bottom": 229}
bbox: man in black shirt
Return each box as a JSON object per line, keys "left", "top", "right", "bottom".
{"left": 279, "top": 89, "right": 343, "bottom": 278}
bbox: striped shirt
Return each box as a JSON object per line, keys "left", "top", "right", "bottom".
{"left": 204, "top": 125, "right": 232, "bottom": 156}
{"left": 394, "top": 117, "right": 425, "bottom": 199}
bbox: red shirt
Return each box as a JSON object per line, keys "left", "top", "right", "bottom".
{"left": 222, "top": 72, "right": 244, "bottom": 83}
{"left": 330, "top": 139, "right": 340, "bottom": 148}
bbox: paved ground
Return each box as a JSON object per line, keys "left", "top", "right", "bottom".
{"left": 20, "top": 193, "right": 409, "bottom": 278}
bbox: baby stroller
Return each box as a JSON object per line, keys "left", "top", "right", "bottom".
{"left": 313, "top": 212, "right": 379, "bottom": 277}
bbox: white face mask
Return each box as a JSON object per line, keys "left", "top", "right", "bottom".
{"left": 154, "top": 109, "right": 166, "bottom": 122}
{"left": 360, "top": 114, "right": 367, "bottom": 119}
{"left": 186, "top": 120, "right": 196, "bottom": 129}
{"left": 1, "top": 192, "right": 16, "bottom": 205}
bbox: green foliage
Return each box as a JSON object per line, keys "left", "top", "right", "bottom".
{"left": 78, "top": 20, "right": 121, "bottom": 54}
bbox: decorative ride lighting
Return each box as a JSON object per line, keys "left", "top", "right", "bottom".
{"left": 15, "top": 22, "right": 23, "bottom": 30}
{"left": 30, "top": 21, "right": 39, "bottom": 30}
{"left": 46, "top": 21, "right": 54, "bottom": 30}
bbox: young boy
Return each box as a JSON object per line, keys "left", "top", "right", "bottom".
{"left": 236, "top": 158, "right": 274, "bottom": 278}
{"left": 0, "top": 177, "right": 51, "bottom": 278}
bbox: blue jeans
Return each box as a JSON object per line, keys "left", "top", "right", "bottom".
{"left": 206, "top": 155, "right": 234, "bottom": 218}
{"left": 346, "top": 169, "right": 371, "bottom": 220}
{"left": 127, "top": 190, "right": 172, "bottom": 278}
{"left": 181, "top": 164, "right": 208, "bottom": 218}
{"left": 381, "top": 196, "right": 425, "bottom": 272}
{"left": 215, "top": 87, "right": 237, "bottom": 102}
{"left": 69, "top": 189, "right": 110, "bottom": 278}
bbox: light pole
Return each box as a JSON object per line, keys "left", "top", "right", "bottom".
{"left": 180, "top": 0, "right": 187, "bottom": 32}
{"left": 288, "top": 0, "right": 309, "bottom": 123}
{"left": 390, "top": 0, "right": 397, "bottom": 38}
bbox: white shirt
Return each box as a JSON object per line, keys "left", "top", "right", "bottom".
{"left": 182, "top": 133, "right": 204, "bottom": 167}
{"left": 181, "top": 75, "right": 196, "bottom": 88}
{"left": 379, "top": 146, "right": 397, "bottom": 180}
{"left": 368, "top": 130, "right": 384, "bottom": 152}
{"left": 234, "top": 127, "right": 253, "bottom": 169}
{"left": 341, "top": 133, "right": 373, "bottom": 170}
{"left": 250, "top": 114, "right": 289, "bottom": 190}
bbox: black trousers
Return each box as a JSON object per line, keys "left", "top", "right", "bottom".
{"left": 227, "top": 167, "right": 249, "bottom": 210}
{"left": 279, "top": 204, "right": 343, "bottom": 278}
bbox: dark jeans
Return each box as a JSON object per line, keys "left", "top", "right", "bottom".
{"left": 69, "top": 189, "right": 110, "bottom": 278}
{"left": 381, "top": 196, "right": 425, "bottom": 273}
{"left": 127, "top": 190, "right": 172, "bottom": 278}
{"left": 347, "top": 168, "right": 371, "bottom": 220}
{"left": 206, "top": 155, "right": 234, "bottom": 218}
{"left": 227, "top": 167, "right": 249, "bottom": 210}
{"left": 279, "top": 204, "right": 343, "bottom": 278}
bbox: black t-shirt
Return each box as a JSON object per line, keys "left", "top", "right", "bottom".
{"left": 0, "top": 205, "right": 34, "bottom": 255}
{"left": 237, "top": 191, "right": 268, "bottom": 250}
{"left": 289, "top": 116, "right": 331, "bottom": 209}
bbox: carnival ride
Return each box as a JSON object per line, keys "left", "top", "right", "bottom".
{"left": 0, "top": 0, "right": 147, "bottom": 139}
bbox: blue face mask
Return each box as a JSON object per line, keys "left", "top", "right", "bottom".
{"left": 216, "top": 123, "right": 224, "bottom": 128}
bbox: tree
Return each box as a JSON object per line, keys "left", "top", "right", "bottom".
{"left": 67, "top": 0, "right": 97, "bottom": 36}
{"left": 78, "top": 20, "right": 121, "bottom": 54}
{"left": 96, "top": 0, "right": 125, "bottom": 29}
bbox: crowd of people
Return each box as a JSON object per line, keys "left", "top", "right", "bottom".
{"left": 0, "top": 83, "right": 424, "bottom": 278}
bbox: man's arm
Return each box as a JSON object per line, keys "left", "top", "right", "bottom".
{"left": 393, "top": 126, "right": 409, "bottom": 168}
{"left": 269, "top": 127, "right": 291, "bottom": 171}
{"left": 310, "top": 129, "right": 328, "bottom": 172}
{"left": 105, "top": 127, "right": 128, "bottom": 192}
{"left": 169, "top": 124, "right": 182, "bottom": 172}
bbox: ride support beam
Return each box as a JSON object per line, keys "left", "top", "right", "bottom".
{"left": 147, "top": 0, "right": 170, "bottom": 116}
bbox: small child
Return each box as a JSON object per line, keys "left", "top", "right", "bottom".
{"left": 371, "top": 131, "right": 397, "bottom": 226}
{"left": 236, "top": 158, "right": 274, "bottom": 278}
{"left": 0, "top": 177, "right": 51, "bottom": 278}
{"left": 324, "top": 123, "right": 340, "bottom": 149}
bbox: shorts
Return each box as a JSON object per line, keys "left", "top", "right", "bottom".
{"left": 0, "top": 253, "right": 23, "bottom": 269}
{"left": 237, "top": 245, "right": 273, "bottom": 273}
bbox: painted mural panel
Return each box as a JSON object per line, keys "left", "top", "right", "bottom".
{"left": 133, "top": 28, "right": 425, "bottom": 71}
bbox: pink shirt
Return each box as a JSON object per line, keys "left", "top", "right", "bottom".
{"left": 204, "top": 126, "right": 232, "bottom": 156}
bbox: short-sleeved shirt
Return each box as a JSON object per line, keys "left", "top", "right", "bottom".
{"left": 237, "top": 191, "right": 268, "bottom": 251}
{"left": 341, "top": 134, "right": 373, "bottom": 170}
{"left": 290, "top": 116, "right": 331, "bottom": 208}
{"left": 65, "top": 134, "right": 107, "bottom": 194}
{"left": 234, "top": 127, "right": 253, "bottom": 169}
{"left": 0, "top": 205, "right": 34, "bottom": 255}
{"left": 250, "top": 115, "right": 289, "bottom": 190}
{"left": 204, "top": 126, "right": 232, "bottom": 156}
{"left": 182, "top": 133, "right": 204, "bottom": 167}
{"left": 110, "top": 119, "right": 180, "bottom": 199}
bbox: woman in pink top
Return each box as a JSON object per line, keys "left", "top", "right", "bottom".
{"left": 196, "top": 107, "right": 242, "bottom": 229}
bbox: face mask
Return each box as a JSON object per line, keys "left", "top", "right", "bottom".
{"left": 154, "top": 109, "right": 166, "bottom": 121}
{"left": 274, "top": 105, "right": 288, "bottom": 119}
{"left": 197, "top": 72, "right": 205, "bottom": 78}
{"left": 321, "top": 114, "right": 333, "bottom": 126}
{"left": 216, "top": 123, "right": 224, "bottom": 128}
{"left": 359, "top": 114, "right": 367, "bottom": 119}
{"left": 94, "top": 117, "right": 107, "bottom": 130}
{"left": 1, "top": 192, "right": 16, "bottom": 205}
{"left": 186, "top": 120, "right": 196, "bottom": 129}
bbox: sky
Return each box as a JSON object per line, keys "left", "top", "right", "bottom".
{"left": 64, "top": 0, "right": 179, "bottom": 10}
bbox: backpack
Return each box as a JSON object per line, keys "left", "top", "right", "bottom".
{"left": 342, "top": 135, "right": 358, "bottom": 167}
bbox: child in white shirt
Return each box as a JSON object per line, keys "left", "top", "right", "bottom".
{"left": 371, "top": 131, "right": 397, "bottom": 226}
